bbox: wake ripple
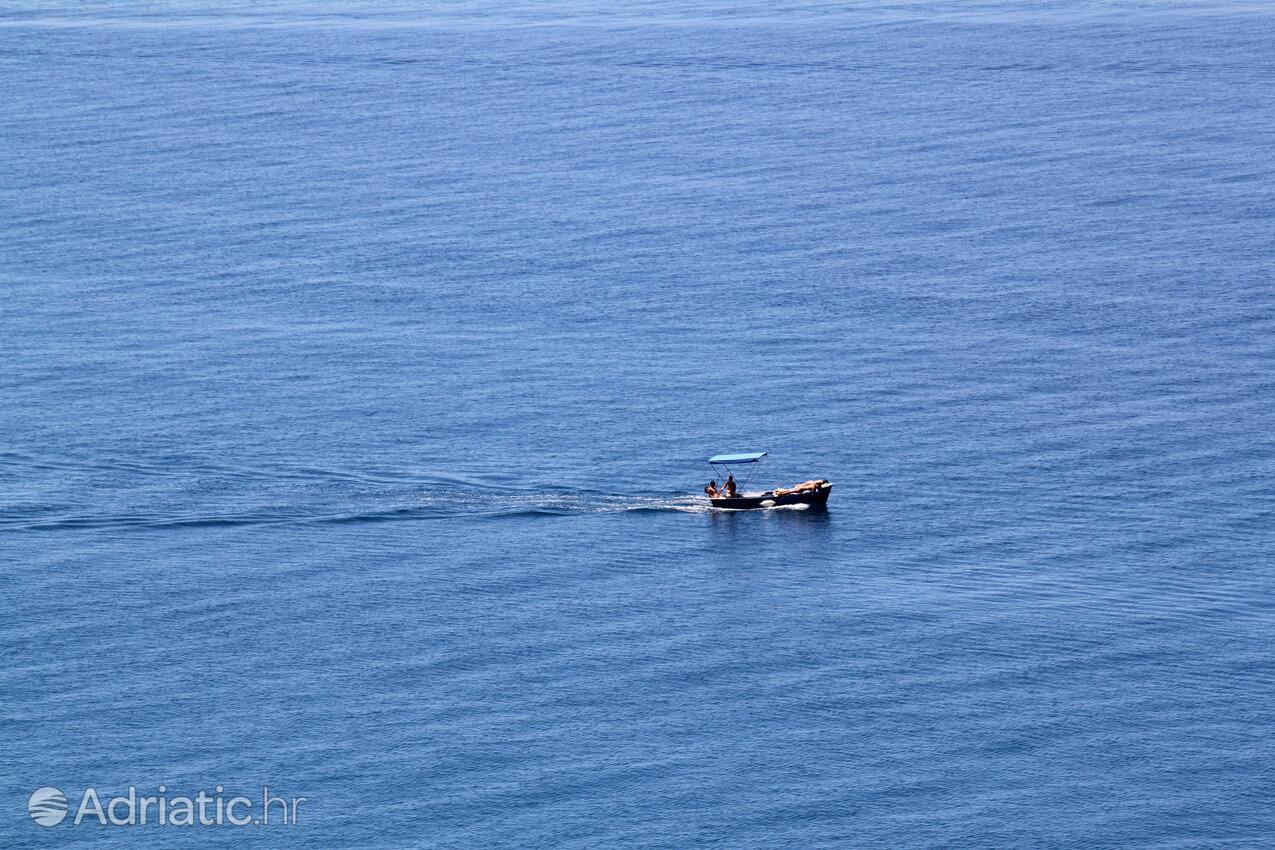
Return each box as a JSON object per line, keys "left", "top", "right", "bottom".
{"left": 0, "top": 489, "right": 711, "bottom": 532}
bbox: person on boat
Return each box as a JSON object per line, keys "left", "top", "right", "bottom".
{"left": 771, "top": 479, "right": 827, "bottom": 497}
{"left": 724, "top": 475, "right": 737, "bottom": 497}
{"left": 704, "top": 480, "right": 719, "bottom": 497}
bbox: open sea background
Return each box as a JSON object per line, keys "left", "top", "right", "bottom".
{"left": 3, "top": 1, "right": 1275, "bottom": 846}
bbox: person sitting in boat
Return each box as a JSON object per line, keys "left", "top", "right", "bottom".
{"left": 704, "top": 480, "right": 720, "bottom": 497}
{"left": 724, "top": 475, "right": 737, "bottom": 497}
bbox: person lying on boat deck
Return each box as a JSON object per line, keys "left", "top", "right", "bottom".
{"left": 770, "top": 479, "right": 828, "bottom": 497}
{"left": 724, "top": 475, "right": 738, "bottom": 497}
{"left": 704, "top": 480, "right": 720, "bottom": 497}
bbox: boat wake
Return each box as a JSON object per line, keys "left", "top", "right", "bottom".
{"left": 0, "top": 452, "right": 747, "bottom": 532}
{"left": 0, "top": 483, "right": 713, "bottom": 532}
{"left": 443, "top": 491, "right": 711, "bottom": 520}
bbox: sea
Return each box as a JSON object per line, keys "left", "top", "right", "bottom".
{"left": 3, "top": 1, "right": 1274, "bottom": 847}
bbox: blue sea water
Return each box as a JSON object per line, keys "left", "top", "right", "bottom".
{"left": 3, "top": 1, "right": 1275, "bottom": 846}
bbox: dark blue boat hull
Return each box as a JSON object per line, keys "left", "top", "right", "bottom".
{"left": 709, "top": 483, "right": 832, "bottom": 510}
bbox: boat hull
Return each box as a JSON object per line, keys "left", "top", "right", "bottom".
{"left": 709, "top": 483, "right": 832, "bottom": 510}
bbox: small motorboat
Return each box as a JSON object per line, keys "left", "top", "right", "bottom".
{"left": 704, "top": 452, "right": 832, "bottom": 509}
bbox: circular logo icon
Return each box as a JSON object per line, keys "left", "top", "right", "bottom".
{"left": 28, "top": 786, "right": 68, "bottom": 827}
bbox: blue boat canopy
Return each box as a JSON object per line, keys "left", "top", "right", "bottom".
{"left": 708, "top": 452, "right": 768, "bottom": 465}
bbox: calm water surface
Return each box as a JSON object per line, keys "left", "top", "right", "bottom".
{"left": 3, "top": 1, "right": 1275, "bottom": 846}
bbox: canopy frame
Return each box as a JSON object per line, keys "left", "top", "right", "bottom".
{"left": 708, "top": 451, "right": 767, "bottom": 493}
